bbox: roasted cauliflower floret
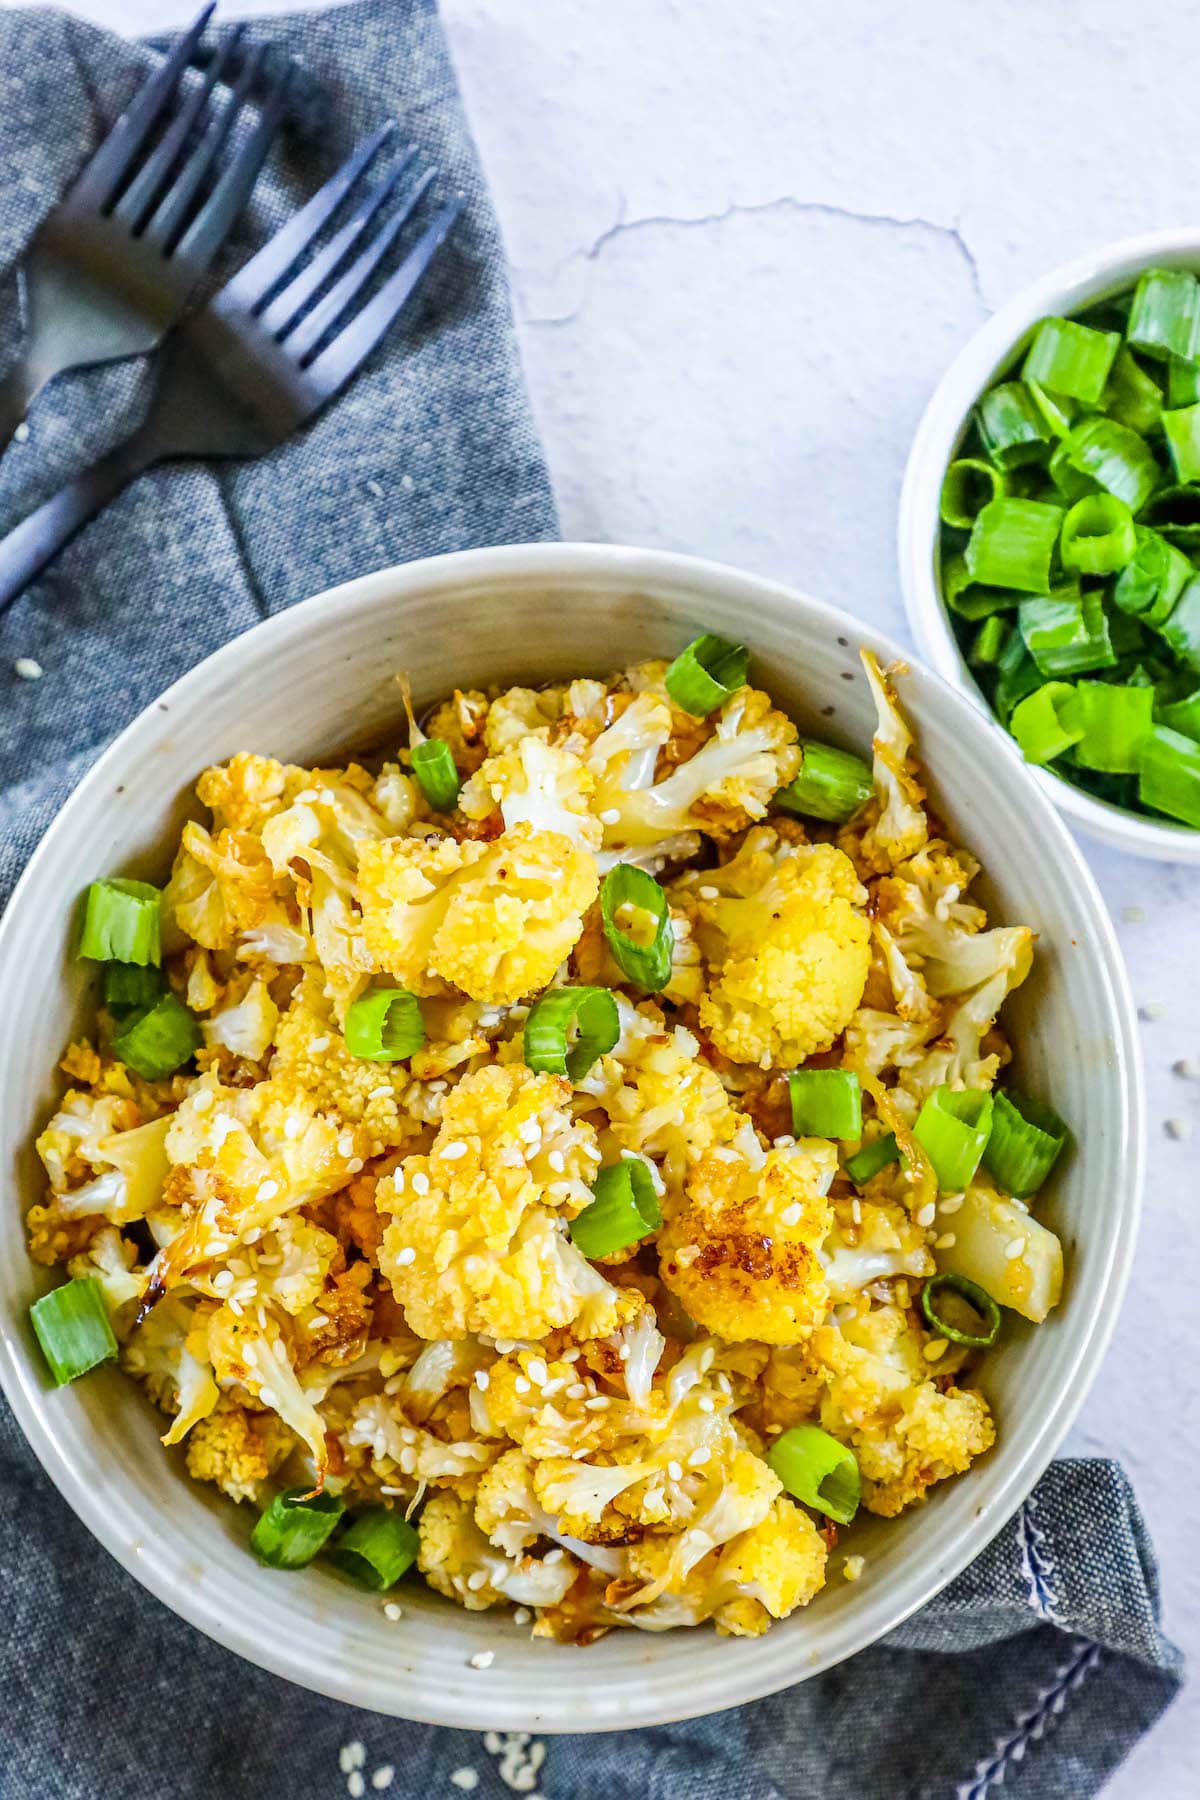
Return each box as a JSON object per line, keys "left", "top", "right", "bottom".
{"left": 184, "top": 1403, "right": 297, "bottom": 1503}
{"left": 377, "top": 1064, "right": 619, "bottom": 1342}
{"left": 484, "top": 685, "right": 566, "bottom": 755}
{"left": 658, "top": 1135, "right": 836, "bottom": 1343}
{"left": 460, "top": 735, "right": 602, "bottom": 851}
{"left": 358, "top": 823, "right": 598, "bottom": 1005}
{"left": 678, "top": 829, "right": 870, "bottom": 1069}
{"left": 851, "top": 650, "right": 929, "bottom": 872}
{"left": 423, "top": 688, "right": 490, "bottom": 773}
{"left": 417, "top": 1490, "right": 577, "bottom": 1610}
{"left": 709, "top": 1495, "right": 828, "bottom": 1633}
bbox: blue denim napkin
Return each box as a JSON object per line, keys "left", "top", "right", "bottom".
{"left": 0, "top": 5, "right": 1183, "bottom": 1798}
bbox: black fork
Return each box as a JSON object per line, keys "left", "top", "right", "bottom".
{"left": 0, "top": 127, "right": 462, "bottom": 617}
{"left": 0, "top": 4, "right": 292, "bottom": 454}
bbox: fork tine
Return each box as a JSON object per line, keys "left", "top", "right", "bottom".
{"left": 68, "top": 3, "right": 215, "bottom": 210}
{"left": 113, "top": 27, "right": 243, "bottom": 232}
{"left": 219, "top": 122, "right": 395, "bottom": 312}
{"left": 283, "top": 168, "right": 436, "bottom": 363}
{"left": 174, "top": 58, "right": 294, "bottom": 270}
{"left": 256, "top": 151, "right": 417, "bottom": 338}
{"left": 302, "top": 200, "right": 463, "bottom": 398}
{"left": 142, "top": 43, "right": 267, "bottom": 254}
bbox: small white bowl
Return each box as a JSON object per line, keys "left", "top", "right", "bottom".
{"left": 0, "top": 544, "right": 1143, "bottom": 1729}
{"left": 899, "top": 227, "right": 1200, "bottom": 863}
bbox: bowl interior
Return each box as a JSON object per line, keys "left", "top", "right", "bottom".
{"left": 899, "top": 231, "right": 1200, "bottom": 860}
{"left": 0, "top": 546, "right": 1141, "bottom": 1730}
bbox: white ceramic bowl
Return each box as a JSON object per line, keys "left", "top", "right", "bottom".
{"left": 0, "top": 544, "right": 1143, "bottom": 1730}
{"left": 899, "top": 227, "right": 1200, "bottom": 863}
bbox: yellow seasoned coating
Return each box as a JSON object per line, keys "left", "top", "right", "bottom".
{"left": 658, "top": 1139, "right": 835, "bottom": 1344}
{"left": 678, "top": 831, "right": 871, "bottom": 1069}
{"left": 28, "top": 644, "right": 1053, "bottom": 1646}
{"left": 358, "top": 823, "right": 598, "bottom": 1005}
{"left": 377, "top": 1064, "right": 618, "bottom": 1342}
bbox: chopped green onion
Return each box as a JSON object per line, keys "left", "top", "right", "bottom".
{"left": 939, "top": 458, "right": 1006, "bottom": 528}
{"left": 79, "top": 878, "right": 162, "bottom": 966}
{"left": 1103, "top": 348, "right": 1164, "bottom": 435}
{"left": 1059, "top": 494, "right": 1136, "bottom": 575}
{"left": 1163, "top": 403, "right": 1200, "bottom": 483}
{"left": 1065, "top": 682, "right": 1155, "bottom": 773}
{"left": 776, "top": 740, "right": 874, "bottom": 824}
{"left": 328, "top": 1507, "right": 419, "bottom": 1590}
{"left": 844, "top": 1132, "right": 900, "bottom": 1186}
{"left": 976, "top": 382, "right": 1052, "bottom": 468}
{"left": 251, "top": 1486, "right": 345, "bottom": 1570}
{"left": 1157, "top": 687, "right": 1200, "bottom": 742}
{"left": 664, "top": 633, "right": 749, "bottom": 716}
{"left": 982, "top": 1090, "right": 1069, "bottom": 1196}
{"left": 1055, "top": 417, "right": 1161, "bottom": 515}
{"left": 524, "top": 986, "right": 620, "bottom": 1082}
{"left": 1009, "top": 682, "right": 1084, "bottom": 765}
{"left": 111, "top": 992, "right": 200, "bottom": 1081}
{"left": 1022, "top": 317, "right": 1119, "bottom": 405}
{"left": 1158, "top": 576, "right": 1200, "bottom": 672}
{"left": 765, "top": 1425, "right": 860, "bottom": 1525}
{"left": 992, "top": 632, "right": 1043, "bottom": 721}
{"left": 103, "top": 962, "right": 165, "bottom": 1015}
{"left": 410, "top": 739, "right": 461, "bottom": 811}
{"left": 1126, "top": 267, "right": 1200, "bottom": 364}
{"left": 943, "top": 553, "right": 1019, "bottom": 622}
{"left": 964, "top": 498, "right": 1065, "bottom": 593}
{"left": 1018, "top": 590, "right": 1116, "bottom": 677}
{"left": 920, "top": 1272, "right": 1001, "bottom": 1349}
{"left": 1047, "top": 438, "right": 1099, "bottom": 504}
{"left": 788, "top": 1068, "right": 862, "bottom": 1141}
{"left": 29, "top": 1278, "right": 118, "bottom": 1385}
{"left": 970, "top": 615, "right": 1009, "bottom": 666}
{"left": 1112, "top": 527, "right": 1193, "bottom": 626}
{"left": 1138, "top": 723, "right": 1200, "bottom": 826}
{"left": 570, "top": 1158, "right": 662, "bottom": 1259}
{"left": 913, "top": 1086, "right": 994, "bottom": 1190}
{"left": 1025, "top": 377, "right": 1077, "bottom": 438}
{"left": 1168, "top": 356, "right": 1200, "bottom": 409}
{"left": 600, "top": 864, "right": 674, "bottom": 993}
{"left": 344, "top": 988, "right": 425, "bottom": 1062}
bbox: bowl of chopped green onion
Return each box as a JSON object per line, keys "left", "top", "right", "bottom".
{"left": 900, "top": 229, "right": 1200, "bottom": 860}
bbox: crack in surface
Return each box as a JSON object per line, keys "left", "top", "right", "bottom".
{"left": 520, "top": 193, "right": 987, "bottom": 325}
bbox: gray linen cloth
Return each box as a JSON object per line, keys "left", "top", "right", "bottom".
{"left": 0, "top": 5, "right": 1183, "bottom": 1797}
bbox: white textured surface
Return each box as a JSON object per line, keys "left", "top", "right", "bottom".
{"left": 4, "top": 0, "right": 1197, "bottom": 1788}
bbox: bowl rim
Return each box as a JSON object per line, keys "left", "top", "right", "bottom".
{"left": 898, "top": 224, "right": 1200, "bottom": 863}
{"left": 0, "top": 541, "right": 1146, "bottom": 1727}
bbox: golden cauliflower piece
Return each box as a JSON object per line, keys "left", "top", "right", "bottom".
{"left": 423, "top": 688, "right": 490, "bottom": 773}
{"left": 377, "top": 1064, "right": 620, "bottom": 1342}
{"left": 709, "top": 1495, "right": 828, "bottom": 1634}
{"left": 185, "top": 1403, "right": 297, "bottom": 1504}
{"left": 358, "top": 822, "right": 598, "bottom": 1004}
{"left": 659, "top": 1136, "right": 836, "bottom": 1344}
{"left": 679, "top": 828, "right": 870, "bottom": 1068}
{"left": 417, "top": 1490, "right": 577, "bottom": 1610}
{"left": 459, "top": 735, "right": 602, "bottom": 851}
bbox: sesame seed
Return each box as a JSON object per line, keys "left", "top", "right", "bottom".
{"left": 394, "top": 1246, "right": 416, "bottom": 1266}
{"left": 226, "top": 1296, "right": 244, "bottom": 1317}
{"left": 548, "top": 1150, "right": 566, "bottom": 1173}
{"left": 697, "top": 1395, "right": 714, "bottom": 1414}
{"left": 934, "top": 1233, "right": 957, "bottom": 1249}
{"left": 916, "top": 1202, "right": 936, "bottom": 1228}
{"left": 850, "top": 1197, "right": 862, "bottom": 1224}
{"left": 1166, "top": 1117, "right": 1193, "bottom": 1140}
{"left": 348, "top": 1157, "right": 364, "bottom": 1173}
{"left": 1140, "top": 1002, "right": 1167, "bottom": 1021}
{"left": 617, "top": 1345, "right": 630, "bottom": 1361}
{"left": 284, "top": 1116, "right": 303, "bottom": 1140}
{"left": 938, "top": 1193, "right": 964, "bottom": 1215}
{"left": 340, "top": 1742, "right": 366, "bottom": 1773}
{"left": 843, "top": 1554, "right": 865, "bottom": 1581}
{"left": 338, "top": 1133, "right": 355, "bottom": 1156}
{"left": 584, "top": 1395, "right": 610, "bottom": 1410}
{"left": 513, "top": 1606, "right": 532, "bottom": 1626}
{"left": 383, "top": 1602, "right": 404, "bottom": 1621}
{"left": 599, "top": 808, "right": 621, "bottom": 825}
{"left": 519, "top": 1118, "right": 541, "bottom": 1144}
{"left": 309, "top": 1313, "right": 329, "bottom": 1329}
{"left": 514, "top": 1376, "right": 531, "bottom": 1394}
{"left": 309, "top": 1036, "right": 330, "bottom": 1053}
{"left": 13, "top": 656, "right": 43, "bottom": 680}
{"left": 258, "top": 1385, "right": 278, "bottom": 1408}
{"left": 780, "top": 1203, "right": 802, "bottom": 1227}
{"left": 923, "top": 1340, "right": 949, "bottom": 1361}
{"left": 474, "top": 1370, "right": 490, "bottom": 1390}
{"left": 372, "top": 1769, "right": 396, "bottom": 1791}
{"left": 1121, "top": 905, "right": 1145, "bottom": 923}
{"left": 348, "top": 1774, "right": 366, "bottom": 1799}
{"left": 566, "top": 1382, "right": 587, "bottom": 1400}
{"left": 256, "top": 1179, "right": 279, "bottom": 1203}
{"left": 687, "top": 1447, "right": 710, "bottom": 1467}
{"left": 450, "top": 1771, "right": 479, "bottom": 1792}
{"left": 212, "top": 1269, "right": 234, "bottom": 1292}
{"left": 192, "top": 1088, "right": 214, "bottom": 1114}
{"left": 441, "top": 1141, "right": 468, "bottom": 1160}
{"left": 527, "top": 1358, "right": 549, "bottom": 1385}
{"left": 411, "top": 1172, "right": 431, "bottom": 1196}
{"left": 368, "top": 1085, "right": 393, "bottom": 1101}
{"left": 699, "top": 885, "right": 719, "bottom": 900}
{"left": 1005, "top": 1236, "right": 1027, "bottom": 1259}
{"left": 468, "top": 1650, "right": 494, "bottom": 1670}
{"left": 467, "top": 1570, "right": 490, "bottom": 1591}
{"left": 667, "top": 1460, "right": 683, "bottom": 1480}
{"left": 580, "top": 1143, "right": 602, "bottom": 1162}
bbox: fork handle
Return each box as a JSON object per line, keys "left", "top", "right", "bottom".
{"left": 0, "top": 434, "right": 160, "bottom": 619}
